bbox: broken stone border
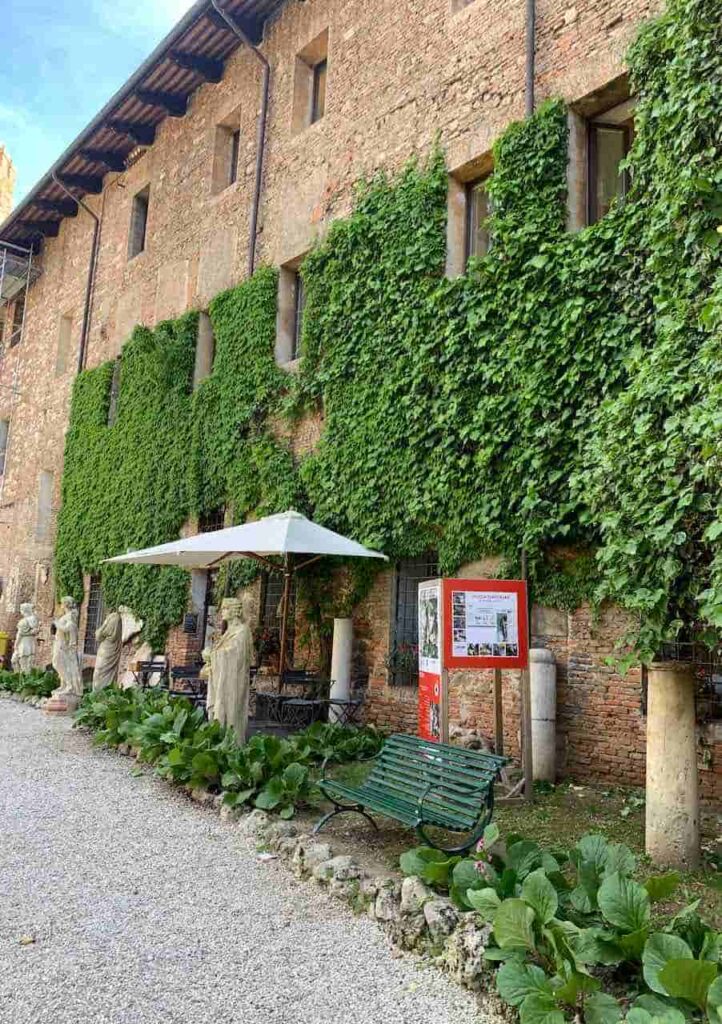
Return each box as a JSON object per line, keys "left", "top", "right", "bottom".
{"left": 3, "top": 692, "right": 510, "bottom": 1017}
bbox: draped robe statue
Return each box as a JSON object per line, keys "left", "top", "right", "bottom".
{"left": 92, "top": 610, "right": 123, "bottom": 691}
{"left": 11, "top": 603, "right": 39, "bottom": 675}
{"left": 203, "top": 598, "right": 252, "bottom": 742}
{"left": 51, "top": 597, "right": 83, "bottom": 698}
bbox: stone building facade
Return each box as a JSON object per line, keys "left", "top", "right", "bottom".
{"left": 0, "top": 0, "right": 718, "bottom": 801}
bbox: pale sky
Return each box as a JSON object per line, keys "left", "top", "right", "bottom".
{"left": 0, "top": 0, "right": 194, "bottom": 204}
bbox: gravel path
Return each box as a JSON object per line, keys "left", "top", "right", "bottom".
{"left": 0, "top": 700, "right": 485, "bottom": 1024}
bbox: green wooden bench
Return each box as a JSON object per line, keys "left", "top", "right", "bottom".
{"left": 313, "top": 733, "right": 509, "bottom": 854}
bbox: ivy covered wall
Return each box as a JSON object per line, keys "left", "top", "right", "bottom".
{"left": 55, "top": 0, "right": 722, "bottom": 660}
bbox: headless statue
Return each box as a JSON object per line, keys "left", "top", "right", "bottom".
{"left": 92, "top": 610, "right": 123, "bottom": 691}
{"left": 51, "top": 596, "right": 83, "bottom": 698}
{"left": 11, "top": 602, "right": 39, "bottom": 675}
{"left": 203, "top": 597, "right": 252, "bottom": 742}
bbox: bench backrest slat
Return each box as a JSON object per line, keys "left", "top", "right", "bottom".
{"left": 365, "top": 734, "right": 506, "bottom": 826}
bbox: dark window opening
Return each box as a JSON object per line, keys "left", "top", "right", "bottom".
{"left": 9, "top": 294, "right": 25, "bottom": 348}
{"left": 292, "top": 274, "right": 305, "bottom": 360}
{"left": 199, "top": 507, "right": 226, "bottom": 533}
{"left": 84, "top": 574, "right": 106, "bottom": 655}
{"left": 107, "top": 358, "right": 121, "bottom": 426}
{"left": 311, "top": 59, "right": 327, "bottom": 124}
{"left": 259, "top": 570, "right": 296, "bottom": 664}
{"left": 228, "top": 129, "right": 240, "bottom": 186}
{"left": 0, "top": 419, "right": 8, "bottom": 476}
{"left": 389, "top": 552, "right": 439, "bottom": 687}
{"left": 128, "top": 185, "right": 150, "bottom": 259}
{"left": 588, "top": 122, "right": 632, "bottom": 224}
{"left": 466, "top": 178, "right": 491, "bottom": 263}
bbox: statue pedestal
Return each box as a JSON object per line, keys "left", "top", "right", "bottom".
{"left": 43, "top": 693, "right": 81, "bottom": 716}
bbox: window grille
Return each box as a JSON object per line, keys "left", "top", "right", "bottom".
{"left": 389, "top": 552, "right": 439, "bottom": 686}
{"left": 84, "top": 574, "right": 105, "bottom": 655}
{"left": 199, "top": 507, "right": 226, "bottom": 533}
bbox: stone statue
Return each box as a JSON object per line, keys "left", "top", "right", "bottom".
{"left": 50, "top": 596, "right": 83, "bottom": 699}
{"left": 92, "top": 609, "right": 123, "bottom": 691}
{"left": 203, "top": 597, "right": 252, "bottom": 742}
{"left": 10, "top": 602, "right": 39, "bottom": 675}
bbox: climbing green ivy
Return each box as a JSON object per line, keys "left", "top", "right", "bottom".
{"left": 55, "top": 273, "right": 301, "bottom": 648}
{"left": 296, "top": 0, "right": 722, "bottom": 659}
{"left": 56, "top": 0, "right": 722, "bottom": 662}
{"left": 55, "top": 315, "right": 197, "bottom": 648}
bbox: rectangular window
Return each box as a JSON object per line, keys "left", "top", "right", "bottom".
{"left": 228, "top": 129, "right": 240, "bottom": 186}
{"left": 466, "top": 178, "right": 491, "bottom": 262}
{"left": 0, "top": 419, "right": 8, "bottom": 476}
{"left": 292, "top": 274, "right": 305, "bottom": 360}
{"left": 212, "top": 114, "right": 242, "bottom": 194}
{"left": 199, "top": 507, "right": 226, "bottom": 533}
{"left": 128, "top": 185, "right": 150, "bottom": 259}
{"left": 84, "top": 574, "right": 105, "bottom": 655}
{"left": 56, "top": 313, "right": 73, "bottom": 376}
{"left": 389, "top": 552, "right": 439, "bottom": 686}
{"left": 292, "top": 29, "right": 329, "bottom": 134}
{"left": 311, "top": 59, "right": 327, "bottom": 124}
{"left": 35, "top": 470, "right": 54, "bottom": 543}
{"left": 588, "top": 122, "right": 631, "bottom": 224}
{"left": 107, "top": 358, "right": 121, "bottom": 426}
{"left": 9, "top": 294, "right": 25, "bottom": 348}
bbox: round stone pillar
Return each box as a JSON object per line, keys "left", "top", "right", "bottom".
{"left": 645, "top": 661, "right": 700, "bottom": 869}
{"left": 530, "top": 648, "right": 556, "bottom": 782}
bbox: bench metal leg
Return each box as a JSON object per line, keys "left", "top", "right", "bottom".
{"left": 312, "top": 803, "right": 380, "bottom": 837}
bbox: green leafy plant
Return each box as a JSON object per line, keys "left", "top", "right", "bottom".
{"left": 0, "top": 668, "right": 58, "bottom": 698}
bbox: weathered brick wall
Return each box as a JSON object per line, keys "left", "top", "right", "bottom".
{"left": 5, "top": 0, "right": 710, "bottom": 801}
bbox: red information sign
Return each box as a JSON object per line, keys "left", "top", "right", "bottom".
{"left": 418, "top": 671, "right": 442, "bottom": 742}
{"left": 417, "top": 579, "right": 443, "bottom": 742}
{"left": 442, "top": 578, "right": 529, "bottom": 671}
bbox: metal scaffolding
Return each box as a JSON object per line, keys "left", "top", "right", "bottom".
{"left": 0, "top": 240, "right": 40, "bottom": 355}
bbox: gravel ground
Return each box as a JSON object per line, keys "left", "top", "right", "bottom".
{"left": 0, "top": 700, "right": 486, "bottom": 1024}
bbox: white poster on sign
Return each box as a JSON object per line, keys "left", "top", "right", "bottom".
{"left": 450, "top": 589, "right": 520, "bottom": 660}
{"left": 418, "top": 580, "right": 441, "bottom": 675}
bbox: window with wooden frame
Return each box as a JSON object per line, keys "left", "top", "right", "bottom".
{"left": 389, "top": 552, "right": 439, "bottom": 687}
{"left": 587, "top": 120, "right": 633, "bottom": 224}
{"left": 466, "top": 177, "right": 492, "bottom": 263}
{"left": 84, "top": 574, "right": 105, "bottom": 655}
{"left": 128, "top": 184, "right": 150, "bottom": 259}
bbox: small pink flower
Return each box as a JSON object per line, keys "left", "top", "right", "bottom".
{"left": 474, "top": 860, "right": 488, "bottom": 877}
{"left": 476, "top": 838, "right": 485, "bottom": 853}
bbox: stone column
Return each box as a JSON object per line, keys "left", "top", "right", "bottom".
{"left": 645, "top": 661, "right": 700, "bottom": 869}
{"left": 530, "top": 648, "right": 556, "bottom": 782}
{"left": 329, "top": 618, "right": 353, "bottom": 723}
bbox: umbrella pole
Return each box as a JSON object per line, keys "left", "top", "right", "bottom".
{"left": 278, "top": 553, "right": 293, "bottom": 684}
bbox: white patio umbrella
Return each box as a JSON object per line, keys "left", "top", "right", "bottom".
{"left": 105, "top": 510, "right": 387, "bottom": 673}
